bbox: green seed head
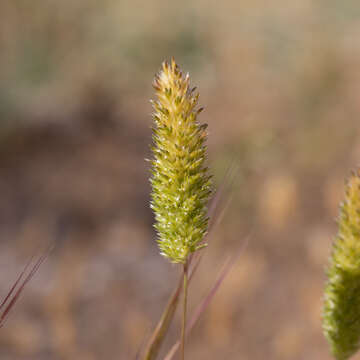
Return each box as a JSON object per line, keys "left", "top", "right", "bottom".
{"left": 149, "top": 58, "right": 212, "bottom": 264}
{"left": 323, "top": 169, "right": 360, "bottom": 360}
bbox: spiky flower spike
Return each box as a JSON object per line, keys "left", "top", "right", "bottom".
{"left": 150, "top": 58, "right": 212, "bottom": 264}
{"left": 323, "top": 169, "right": 360, "bottom": 360}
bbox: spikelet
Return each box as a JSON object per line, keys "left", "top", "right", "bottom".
{"left": 149, "top": 58, "right": 212, "bottom": 264}
{"left": 323, "top": 169, "right": 360, "bottom": 360}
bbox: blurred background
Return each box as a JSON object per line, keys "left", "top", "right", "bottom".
{"left": 0, "top": 0, "right": 360, "bottom": 359}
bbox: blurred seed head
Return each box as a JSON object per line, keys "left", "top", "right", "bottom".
{"left": 323, "top": 169, "right": 360, "bottom": 360}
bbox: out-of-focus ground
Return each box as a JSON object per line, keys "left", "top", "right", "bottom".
{"left": 0, "top": 1, "right": 360, "bottom": 359}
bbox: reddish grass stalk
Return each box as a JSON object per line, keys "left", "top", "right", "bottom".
{"left": 0, "top": 255, "right": 35, "bottom": 314}
{"left": 163, "top": 238, "right": 249, "bottom": 360}
{"left": 0, "top": 247, "right": 52, "bottom": 328}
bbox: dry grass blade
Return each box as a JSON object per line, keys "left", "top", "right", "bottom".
{"left": 163, "top": 237, "right": 249, "bottom": 360}
{"left": 142, "top": 275, "right": 183, "bottom": 360}
{"left": 135, "top": 327, "right": 151, "bottom": 360}
{"left": 208, "top": 163, "right": 239, "bottom": 233}
{"left": 0, "top": 255, "right": 35, "bottom": 313}
{"left": 141, "top": 166, "right": 238, "bottom": 360}
{"left": 0, "top": 246, "right": 52, "bottom": 328}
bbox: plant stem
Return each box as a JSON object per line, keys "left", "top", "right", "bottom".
{"left": 181, "top": 261, "right": 188, "bottom": 360}
{"left": 143, "top": 275, "right": 183, "bottom": 360}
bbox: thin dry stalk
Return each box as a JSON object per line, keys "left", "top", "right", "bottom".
{"left": 0, "top": 247, "right": 52, "bottom": 328}
{"left": 164, "top": 237, "right": 249, "bottom": 360}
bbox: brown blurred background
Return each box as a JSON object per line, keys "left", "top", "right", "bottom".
{"left": 0, "top": 1, "right": 360, "bottom": 359}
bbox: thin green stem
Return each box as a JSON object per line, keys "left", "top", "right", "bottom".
{"left": 181, "top": 261, "right": 188, "bottom": 360}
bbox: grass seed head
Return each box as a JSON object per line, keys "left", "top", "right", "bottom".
{"left": 150, "top": 58, "right": 212, "bottom": 264}
{"left": 323, "top": 169, "right": 360, "bottom": 360}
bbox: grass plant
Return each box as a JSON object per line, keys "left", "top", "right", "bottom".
{"left": 149, "top": 58, "right": 212, "bottom": 359}
{"left": 3, "top": 58, "right": 360, "bottom": 360}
